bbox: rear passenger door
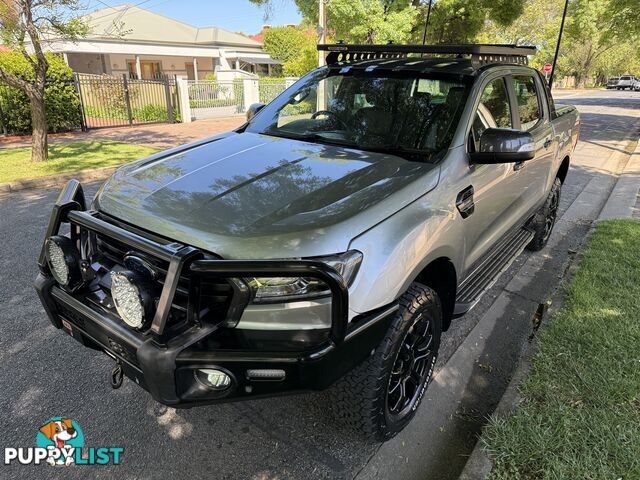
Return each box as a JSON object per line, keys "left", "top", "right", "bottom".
{"left": 508, "top": 73, "right": 555, "bottom": 215}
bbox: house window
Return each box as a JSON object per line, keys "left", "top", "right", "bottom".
{"left": 127, "top": 61, "right": 162, "bottom": 80}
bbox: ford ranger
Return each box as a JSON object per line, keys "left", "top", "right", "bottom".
{"left": 35, "top": 44, "right": 580, "bottom": 441}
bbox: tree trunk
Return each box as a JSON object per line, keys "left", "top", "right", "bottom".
{"left": 29, "top": 90, "right": 48, "bottom": 162}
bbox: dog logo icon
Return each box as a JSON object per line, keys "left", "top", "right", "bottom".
{"left": 36, "top": 417, "right": 84, "bottom": 466}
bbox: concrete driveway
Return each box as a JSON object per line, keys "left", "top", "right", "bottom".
{"left": 1, "top": 89, "right": 638, "bottom": 479}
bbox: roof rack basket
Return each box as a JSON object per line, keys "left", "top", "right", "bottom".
{"left": 317, "top": 43, "right": 536, "bottom": 68}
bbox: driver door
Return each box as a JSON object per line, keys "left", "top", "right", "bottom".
{"left": 461, "top": 76, "right": 523, "bottom": 270}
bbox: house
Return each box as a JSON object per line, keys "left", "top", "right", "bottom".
{"left": 45, "top": 4, "right": 280, "bottom": 80}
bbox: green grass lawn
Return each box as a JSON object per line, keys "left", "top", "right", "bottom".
{"left": 0, "top": 141, "right": 158, "bottom": 183}
{"left": 483, "top": 220, "right": 640, "bottom": 479}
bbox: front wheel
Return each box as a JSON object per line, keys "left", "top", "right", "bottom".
{"left": 329, "top": 283, "right": 442, "bottom": 441}
{"left": 527, "top": 177, "right": 561, "bottom": 251}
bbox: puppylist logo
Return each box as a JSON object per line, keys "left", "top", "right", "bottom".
{"left": 4, "top": 417, "right": 123, "bottom": 466}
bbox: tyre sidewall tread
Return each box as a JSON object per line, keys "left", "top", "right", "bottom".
{"left": 527, "top": 177, "right": 562, "bottom": 252}
{"left": 329, "top": 283, "right": 443, "bottom": 442}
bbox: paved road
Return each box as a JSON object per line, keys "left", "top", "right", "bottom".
{"left": 1, "top": 89, "right": 638, "bottom": 479}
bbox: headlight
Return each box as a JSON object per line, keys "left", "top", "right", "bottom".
{"left": 110, "top": 271, "right": 150, "bottom": 329}
{"left": 247, "top": 250, "right": 362, "bottom": 303}
{"left": 45, "top": 236, "right": 82, "bottom": 289}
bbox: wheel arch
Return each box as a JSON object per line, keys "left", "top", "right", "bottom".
{"left": 414, "top": 257, "right": 457, "bottom": 331}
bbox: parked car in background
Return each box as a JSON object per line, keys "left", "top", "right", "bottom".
{"left": 633, "top": 78, "right": 640, "bottom": 91}
{"left": 606, "top": 77, "right": 620, "bottom": 89}
{"left": 35, "top": 43, "right": 580, "bottom": 441}
{"left": 617, "top": 75, "right": 635, "bottom": 90}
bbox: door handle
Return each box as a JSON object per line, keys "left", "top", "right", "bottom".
{"left": 456, "top": 186, "right": 475, "bottom": 218}
{"left": 543, "top": 138, "right": 552, "bottom": 149}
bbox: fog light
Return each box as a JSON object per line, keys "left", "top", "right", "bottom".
{"left": 46, "top": 236, "right": 82, "bottom": 289}
{"left": 110, "top": 271, "right": 148, "bottom": 329}
{"left": 194, "top": 368, "right": 232, "bottom": 391}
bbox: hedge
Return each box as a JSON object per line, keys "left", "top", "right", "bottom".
{"left": 0, "top": 52, "right": 81, "bottom": 135}
{"left": 84, "top": 104, "right": 180, "bottom": 123}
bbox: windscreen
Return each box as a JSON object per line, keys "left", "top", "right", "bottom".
{"left": 246, "top": 69, "right": 470, "bottom": 161}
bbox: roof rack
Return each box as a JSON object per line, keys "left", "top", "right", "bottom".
{"left": 317, "top": 43, "right": 536, "bottom": 68}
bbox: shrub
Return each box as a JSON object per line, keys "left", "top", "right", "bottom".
{"left": 0, "top": 52, "right": 81, "bottom": 134}
{"left": 134, "top": 104, "right": 171, "bottom": 122}
{"left": 258, "top": 77, "right": 288, "bottom": 104}
{"left": 83, "top": 104, "right": 179, "bottom": 123}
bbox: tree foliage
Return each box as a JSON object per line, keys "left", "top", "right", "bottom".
{"left": 417, "top": 0, "right": 526, "bottom": 43}
{"left": 253, "top": 0, "right": 419, "bottom": 44}
{"left": 480, "top": 0, "right": 640, "bottom": 86}
{"left": 0, "top": 51, "right": 80, "bottom": 134}
{"left": 262, "top": 26, "right": 317, "bottom": 76}
{"left": 252, "top": 0, "right": 639, "bottom": 86}
{"left": 0, "top": 0, "right": 87, "bottom": 161}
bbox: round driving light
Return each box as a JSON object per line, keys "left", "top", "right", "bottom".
{"left": 45, "top": 235, "right": 82, "bottom": 289}
{"left": 194, "top": 368, "right": 232, "bottom": 391}
{"left": 110, "top": 271, "right": 147, "bottom": 329}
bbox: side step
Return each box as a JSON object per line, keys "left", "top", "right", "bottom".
{"left": 454, "top": 228, "right": 534, "bottom": 316}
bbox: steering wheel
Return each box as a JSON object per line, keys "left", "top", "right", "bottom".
{"left": 311, "top": 110, "right": 349, "bottom": 130}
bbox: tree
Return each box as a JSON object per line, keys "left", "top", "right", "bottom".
{"left": 478, "top": 0, "right": 640, "bottom": 86}
{"left": 561, "top": 0, "right": 638, "bottom": 86}
{"left": 0, "top": 0, "right": 86, "bottom": 162}
{"left": 263, "top": 26, "right": 310, "bottom": 63}
{"left": 263, "top": 26, "right": 317, "bottom": 76}
{"left": 252, "top": 0, "right": 419, "bottom": 44}
{"left": 477, "top": 0, "right": 564, "bottom": 69}
{"left": 414, "top": 0, "right": 526, "bottom": 43}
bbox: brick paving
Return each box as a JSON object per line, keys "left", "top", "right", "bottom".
{"left": 0, "top": 115, "right": 246, "bottom": 151}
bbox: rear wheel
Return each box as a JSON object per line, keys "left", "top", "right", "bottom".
{"left": 329, "top": 283, "right": 442, "bottom": 441}
{"left": 527, "top": 177, "right": 561, "bottom": 251}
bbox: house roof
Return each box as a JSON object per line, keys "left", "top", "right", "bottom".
{"left": 85, "top": 4, "right": 263, "bottom": 47}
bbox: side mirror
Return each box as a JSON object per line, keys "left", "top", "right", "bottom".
{"left": 470, "top": 128, "right": 535, "bottom": 164}
{"left": 246, "top": 103, "right": 265, "bottom": 121}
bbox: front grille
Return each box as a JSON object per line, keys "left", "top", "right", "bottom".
{"left": 92, "top": 229, "right": 233, "bottom": 332}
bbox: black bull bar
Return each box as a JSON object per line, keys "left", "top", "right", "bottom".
{"left": 36, "top": 180, "right": 397, "bottom": 406}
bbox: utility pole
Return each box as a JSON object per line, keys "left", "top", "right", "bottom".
{"left": 422, "top": 0, "right": 433, "bottom": 45}
{"left": 318, "top": 0, "right": 327, "bottom": 67}
{"left": 549, "top": 0, "right": 569, "bottom": 89}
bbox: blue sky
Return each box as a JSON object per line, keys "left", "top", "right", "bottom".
{"left": 84, "top": 0, "right": 302, "bottom": 34}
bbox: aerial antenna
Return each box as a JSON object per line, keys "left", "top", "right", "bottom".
{"left": 549, "top": 0, "right": 569, "bottom": 89}
{"left": 421, "top": 0, "right": 433, "bottom": 45}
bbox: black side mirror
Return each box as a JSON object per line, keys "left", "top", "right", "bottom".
{"left": 246, "top": 103, "right": 265, "bottom": 121}
{"left": 470, "top": 128, "right": 535, "bottom": 164}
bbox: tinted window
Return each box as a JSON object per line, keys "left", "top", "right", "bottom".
{"left": 468, "top": 78, "right": 511, "bottom": 152}
{"left": 513, "top": 76, "right": 541, "bottom": 130}
{"left": 478, "top": 78, "right": 512, "bottom": 130}
{"left": 247, "top": 69, "right": 470, "bottom": 160}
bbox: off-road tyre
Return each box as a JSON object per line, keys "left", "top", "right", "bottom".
{"left": 527, "top": 177, "right": 562, "bottom": 252}
{"left": 328, "top": 283, "right": 442, "bottom": 441}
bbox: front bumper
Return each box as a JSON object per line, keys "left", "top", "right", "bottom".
{"left": 35, "top": 180, "right": 396, "bottom": 406}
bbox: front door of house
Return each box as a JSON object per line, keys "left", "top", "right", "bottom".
{"left": 186, "top": 63, "right": 195, "bottom": 81}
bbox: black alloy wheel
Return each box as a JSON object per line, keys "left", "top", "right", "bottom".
{"left": 386, "top": 312, "right": 435, "bottom": 418}
{"left": 542, "top": 185, "right": 560, "bottom": 244}
{"left": 328, "top": 283, "right": 442, "bottom": 441}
